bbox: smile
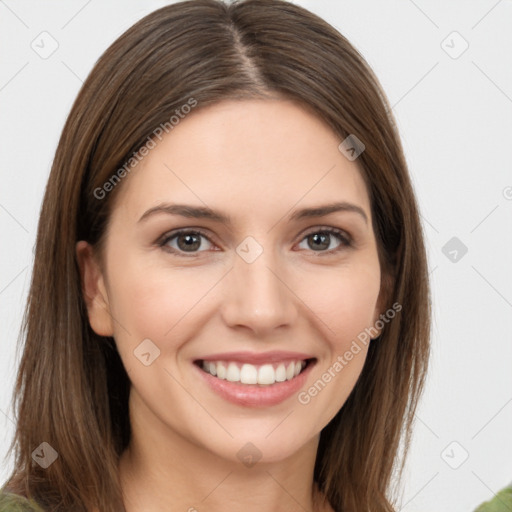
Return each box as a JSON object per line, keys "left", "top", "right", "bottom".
{"left": 193, "top": 356, "right": 317, "bottom": 407}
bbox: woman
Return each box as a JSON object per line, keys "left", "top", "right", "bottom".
{"left": 0, "top": 0, "right": 432, "bottom": 510}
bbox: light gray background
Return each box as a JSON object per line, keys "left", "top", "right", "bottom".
{"left": 1, "top": 1, "right": 511, "bottom": 510}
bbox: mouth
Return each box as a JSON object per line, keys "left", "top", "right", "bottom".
{"left": 194, "top": 358, "right": 316, "bottom": 386}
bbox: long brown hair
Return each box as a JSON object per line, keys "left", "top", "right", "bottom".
{"left": 2, "top": 1, "right": 431, "bottom": 510}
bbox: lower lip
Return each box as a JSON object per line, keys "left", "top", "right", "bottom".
{"left": 193, "top": 360, "right": 315, "bottom": 407}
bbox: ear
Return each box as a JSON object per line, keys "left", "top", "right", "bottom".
{"left": 370, "top": 269, "right": 393, "bottom": 340}
{"left": 76, "top": 240, "right": 114, "bottom": 337}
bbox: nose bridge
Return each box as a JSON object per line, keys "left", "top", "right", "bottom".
{"left": 222, "top": 240, "right": 297, "bottom": 333}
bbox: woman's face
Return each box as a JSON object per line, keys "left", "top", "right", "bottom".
{"left": 78, "top": 98, "right": 385, "bottom": 465}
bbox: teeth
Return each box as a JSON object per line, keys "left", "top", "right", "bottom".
{"left": 258, "top": 364, "right": 275, "bottom": 385}
{"left": 240, "top": 364, "right": 258, "bottom": 384}
{"left": 275, "top": 363, "right": 286, "bottom": 382}
{"left": 199, "top": 359, "right": 308, "bottom": 385}
{"left": 216, "top": 362, "right": 227, "bottom": 379}
{"left": 226, "top": 362, "right": 240, "bottom": 382}
{"left": 286, "top": 362, "right": 295, "bottom": 380}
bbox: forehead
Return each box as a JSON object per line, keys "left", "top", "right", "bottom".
{"left": 111, "top": 99, "right": 371, "bottom": 227}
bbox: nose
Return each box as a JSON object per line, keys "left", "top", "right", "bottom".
{"left": 220, "top": 247, "right": 298, "bottom": 337}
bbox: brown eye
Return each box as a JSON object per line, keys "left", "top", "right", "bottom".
{"left": 298, "top": 228, "right": 351, "bottom": 253}
{"left": 160, "top": 230, "right": 214, "bottom": 254}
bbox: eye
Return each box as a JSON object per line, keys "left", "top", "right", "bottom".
{"left": 158, "top": 227, "right": 352, "bottom": 257}
{"left": 159, "top": 229, "right": 214, "bottom": 255}
{"left": 297, "top": 227, "right": 352, "bottom": 254}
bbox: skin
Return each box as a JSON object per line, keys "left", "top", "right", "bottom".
{"left": 77, "top": 98, "right": 386, "bottom": 512}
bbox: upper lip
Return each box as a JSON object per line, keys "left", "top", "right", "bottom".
{"left": 195, "top": 351, "right": 315, "bottom": 364}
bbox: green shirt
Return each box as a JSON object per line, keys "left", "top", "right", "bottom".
{"left": 473, "top": 484, "right": 512, "bottom": 512}
{"left": 0, "top": 490, "right": 44, "bottom": 512}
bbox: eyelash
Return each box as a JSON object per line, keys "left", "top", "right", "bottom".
{"left": 157, "top": 227, "right": 353, "bottom": 257}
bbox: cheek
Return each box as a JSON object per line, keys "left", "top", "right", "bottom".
{"left": 105, "top": 250, "right": 224, "bottom": 345}
{"left": 292, "top": 261, "right": 379, "bottom": 423}
{"left": 300, "top": 260, "right": 381, "bottom": 341}
{"left": 295, "top": 317, "right": 376, "bottom": 433}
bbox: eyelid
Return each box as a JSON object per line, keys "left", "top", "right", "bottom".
{"left": 157, "top": 225, "right": 353, "bottom": 256}
{"left": 157, "top": 228, "right": 215, "bottom": 255}
{"left": 301, "top": 225, "right": 352, "bottom": 242}
{"left": 297, "top": 226, "right": 353, "bottom": 253}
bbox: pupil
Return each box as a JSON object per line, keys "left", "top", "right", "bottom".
{"left": 178, "top": 234, "right": 200, "bottom": 251}
{"left": 310, "top": 233, "right": 329, "bottom": 250}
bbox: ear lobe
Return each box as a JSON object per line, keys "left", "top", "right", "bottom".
{"left": 75, "top": 240, "right": 114, "bottom": 337}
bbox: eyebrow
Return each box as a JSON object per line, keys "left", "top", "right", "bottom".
{"left": 138, "top": 201, "right": 368, "bottom": 225}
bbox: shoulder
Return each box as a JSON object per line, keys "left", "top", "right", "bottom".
{"left": 0, "top": 488, "right": 45, "bottom": 512}
{"left": 473, "top": 484, "right": 512, "bottom": 512}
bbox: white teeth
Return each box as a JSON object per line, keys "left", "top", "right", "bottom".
{"left": 199, "top": 359, "right": 309, "bottom": 384}
{"left": 216, "top": 362, "right": 227, "bottom": 379}
{"left": 240, "top": 364, "right": 258, "bottom": 384}
{"left": 258, "top": 364, "right": 275, "bottom": 385}
{"left": 275, "top": 363, "right": 286, "bottom": 382}
{"left": 226, "top": 362, "right": 240, "bottom": 382}
{"left": 285, "top": 361, "right": 295, "bottom": 380}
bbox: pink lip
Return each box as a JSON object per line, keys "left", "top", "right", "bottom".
{"left": 192, "top": 358, "right": 316, "bottom": 408}
{"left": 195, "top": 350, "right": 314, "bottom": 365}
